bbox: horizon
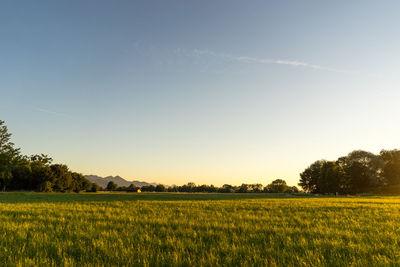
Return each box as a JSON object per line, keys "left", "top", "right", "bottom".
{"left": 2, "top": 1, "right": 400, "bottom": 186}
{"left": 84, "top": 173, "right": 286, "bottom": 187}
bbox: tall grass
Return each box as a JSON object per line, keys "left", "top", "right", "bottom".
{"left": 0, "top": 193, "right": 399, "bottom": 266}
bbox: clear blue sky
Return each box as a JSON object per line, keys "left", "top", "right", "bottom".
{"left": 1, "top": 1, "right": 400, "bottom": 186}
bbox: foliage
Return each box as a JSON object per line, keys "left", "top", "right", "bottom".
{"left": 299, "top": 149, "right": 400, "bottom": 194}
{"left": 380, "top": 149, "right": 400, "bottom": 189}
{"left": 106, "top": 181, "right": 118, "bottom": 191}
{"left": 0, "top": 120, "right": 95, "bottom": 192}
{"left": 143, "top": 182, "right": 300, "bottom": 194}
{"left": 299, "top": 160, "right": 326, "bottom": 193}
{"left": 0, "top": 120, "right": 20, "bottom": 191}
{"left": 265, "top": 179, "right": 290, "bottom": 193}
{"left": 126, "top": 184, "right": 139, "bottom": 192}
{"left": 155, "top": 184, "right": 166, "bottom": 192}
{"left": 90, "top": 183, "right": 101, "bottom": 192}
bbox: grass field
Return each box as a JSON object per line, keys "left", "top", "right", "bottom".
{"left": 0, "top": 193, "right": 399, "bottom": 266}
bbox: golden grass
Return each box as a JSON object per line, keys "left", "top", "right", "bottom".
{"left": 0, "top": 193, "right": 399, "bottom": 266}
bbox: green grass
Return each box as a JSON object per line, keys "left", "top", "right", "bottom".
{"left": 0, "top": 192, "right": 310, "bottom": 203}
{"left": 0, "top": 193, "right": 399, "bottom": 266}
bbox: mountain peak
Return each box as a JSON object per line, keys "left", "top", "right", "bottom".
{"left": 85, "top": 175, "right": 157, "bottom": 188}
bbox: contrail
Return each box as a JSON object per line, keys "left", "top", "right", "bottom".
{"left": 32, "top": 107, "right": 72, "bottom": 118}
{"left": 193, "top": 49, "right": 360, "bottom": 75}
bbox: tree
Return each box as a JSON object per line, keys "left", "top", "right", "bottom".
{"left": 29, "top": 154, "right": 53, "bottom": 165}
{"left": 286, "top": 186, "right": 299, "bottom": 193}
{"left": 237, "top": 184, "right": 249, "bottom": 193}
{"left": 318, "top": 161, "right": 343, "bottom": 194}
{"left": 90, "top": 183, "right": 101, "bottom": 192}
{"left": 219, "top": 184, "right": 234, "bottom": 193}
{"left": 39, "top": 181, "right": 53, "bottom": 192}
{"left": 106, "top": 181, "right": 118, "bottom": 191}
{"left": 141, "top": 185, "right": 155, "bottom": 192}
{"left": 0, "top": 120, "right": 106, "bottom": 193}
{"left": 10, "top": 158, "right": 32, "bottom": 190}
{"left": 0, "top": 121, "right": 20, "bottom": 191}
{"left": 299, "top": 150, "right": 395, "bottom": 195}
{"left": 167, "top": 186, "right": 178, "bottom": 192}
{"left": 30, "top": 156, "right": 55, "bottom": 191}
{"left": 0, "top": 120, "right": 20, "bottom": 157}
{"left": 249, "top": 184, "right": 263, "bottom": 192}
{"left": 337, "top": 150, "right": 383, "bottom": 194}
{"left": 265, "top": 179, "right": 288, "bottom": 193}
{"left": 155, "top": 184, "right": 166, "bottom": 192}
{"left": 379, "top": 149, "right": 400, "bottom": 193}
{"left": 51, "top": 164, "right": 73, "bottom": 192}
{"left": 185, "top": 182, "right": 196, "bottom": 192}
{"left": 71, "top": 172, "right": 91, "bottom": 192}
{"left": 126, "top": 184, "right": 139, "bottom": 192}
{"left": 299, "top": 160, "right": 326, "bottom": 193}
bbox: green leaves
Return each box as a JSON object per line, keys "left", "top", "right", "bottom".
{"left": 300, "top": 149, "right": 400, "bottom": 194}
{"left": 0, "top": 120, "right": 19, "bottom": 157}
{"left": 0, "top": 120, "right": 91, "bottom": 192}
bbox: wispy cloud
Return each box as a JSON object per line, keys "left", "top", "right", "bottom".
{"left": 125, "top": 42, "right": 368, "bottom": 76}
{"left": 32, "top": 107, "right": 72, "bottom": 118}
{"left": 193, "top": 49, "right": 360, "bottom": 75}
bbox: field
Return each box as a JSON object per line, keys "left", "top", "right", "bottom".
{"left": 0, "top": 193, "right": 399, "bottom": 266}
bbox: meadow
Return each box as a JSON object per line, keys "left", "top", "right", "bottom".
{"left": 0, "top": 193, "right": 399, "bottom": 266}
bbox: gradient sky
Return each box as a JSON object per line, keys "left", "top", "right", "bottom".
{"left": 1, "top": 1, "right": 400, "bottom": 186}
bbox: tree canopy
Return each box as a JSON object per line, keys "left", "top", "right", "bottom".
{"left": 0, "top": 120, "right": 99, "bottom": 192}
{"left": 299, "top": 149, "right": 400, "bottom": 194}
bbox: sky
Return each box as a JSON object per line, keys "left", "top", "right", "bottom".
{"left": 1, "top": 1, "right": 400, "bottom": 186}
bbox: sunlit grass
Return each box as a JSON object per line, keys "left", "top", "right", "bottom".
{"left": 0, "top": 193, "right": 399, "bottom": 266}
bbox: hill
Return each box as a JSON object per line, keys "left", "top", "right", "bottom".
{"left": 85, "top": 175, "right": 157, "bottom": 188}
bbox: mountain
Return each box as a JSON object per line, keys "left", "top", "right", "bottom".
{"left": 85, "top": 175, "right": 157, "bottom": 188}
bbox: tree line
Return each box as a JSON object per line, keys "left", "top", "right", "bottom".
{"left": 0, "top": 120, "right": 99, "bottom": 192}
{"left": 105, "top": 179, "right": 299, "bottom": 194}
{"left": 299, "top": 150, "right": 400, "bottom": 194}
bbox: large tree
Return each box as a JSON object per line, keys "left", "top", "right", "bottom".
{"left": 0, "top": 121, "right": 20, "bottom": 190}
{"left": 337, "top": 150, "right": 383, "bottom": 194}
{"left": 106, "top": 181, "right": 118, "bottom": 191}
{"left": 51, "top": 164, "right": 73, "bottom": 192}
{"left": 265, "top": 179, "right": 289, "bottom": 193}
{"left": 298, "top": 160, "right": 326, "bottom": 193}
{"left": 380, "top": 149, "right": 400, "bottom": 192}
{"left": 318, "top": 161, "right": 343, "bottom": 194}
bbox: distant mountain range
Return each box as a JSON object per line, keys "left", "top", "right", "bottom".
{"left": 85, "top": 175, "right": 157, "bottom": 188}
